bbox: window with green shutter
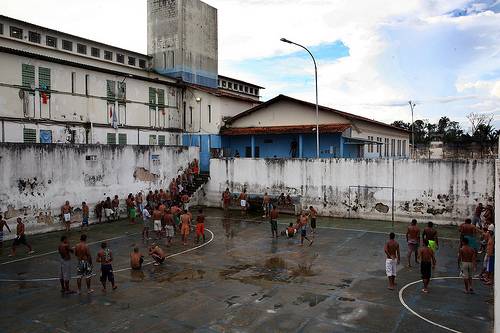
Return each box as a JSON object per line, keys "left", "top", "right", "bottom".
{"left": 106, "top": 80, "right": 115, "bottom": 100}
{"left": 149, "top": 135, "right": 157, "bottom": 145}
{"left": 158, "top": 135, "right": 166, "bottom": 146}
{"left": 149, "top": 87, "right": 156, "bottom": 105}
{"left": 157, "top": 89, "right": 165, "bottom": 106}
{"left": 23, "top": 128, "right": 36, "bottom": 143}
{"left": 117, "top": 81, "right": 126, "bottom": 100}
{"left": 22, "top": 64, "right": 35, "bottom": 89}
{"left": 38, "top": 67, "right": 51, "bottom": 91}
{"left": 118, "top": 133, "right": 127, "bottom": 145}
{"left": 107, "top": 133, "right": 116, "bottom": 144}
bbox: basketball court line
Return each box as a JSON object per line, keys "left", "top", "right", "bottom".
{"left": 399, "top": 276, "right": 480, "bottom": 333}
{"left": 0, "top": 229, "right": 214, "bottom": 282}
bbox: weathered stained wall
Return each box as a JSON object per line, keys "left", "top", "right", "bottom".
{"left": 204, "top": 158, "right": 495, "bottom": 225}
{"left": 0, "top": 143, "right": 199, "bottom": 237}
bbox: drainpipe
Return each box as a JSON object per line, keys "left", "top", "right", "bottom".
{"left": 90, "top": 122, "right": 94, "bottom": 144}
{"left": 251, "top": 135, "right": 255, "bottom": 158}
{"left": 1, "top": 120, "right": 4, "bottom": 143}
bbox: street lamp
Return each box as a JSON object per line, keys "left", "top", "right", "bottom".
{"left": 408, "top": 101, "right": 416, "bottom": 158}
{"left": 280, "top": 38, "right": 320, "bottom": 158}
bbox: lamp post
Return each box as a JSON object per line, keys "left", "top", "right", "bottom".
{"left": 408, "top": 101, "right": 415, "bottom": 158}
{"left": 280, "top": 38, "right": 320, "bottom": 158}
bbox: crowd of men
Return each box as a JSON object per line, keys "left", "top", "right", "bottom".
{"left": 384, "top": 202, "right": 495, "bottom": 294}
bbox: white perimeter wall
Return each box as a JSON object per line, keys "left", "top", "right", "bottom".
{"left": 205, "top": 158, "right": 495, "bottom": 225}
{"left": 0, "top": 143, "right": 199, "bottom": 237}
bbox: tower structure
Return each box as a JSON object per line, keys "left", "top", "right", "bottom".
{"left": 147, "top": 0, "right": 218, "bottom": 88}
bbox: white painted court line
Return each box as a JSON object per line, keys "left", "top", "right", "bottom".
{"left": 398, "top": 276, "right": 480, "bottom": 333}
{"left": 0, "top": 229, "right": 214, "bottom": 282}
{"left": 0, "top": 232, "right": 141, "bottom": 266}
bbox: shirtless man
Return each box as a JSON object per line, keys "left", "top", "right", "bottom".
{"left": 81, "top": 202, "right": 90, "bottom": 232}
{"left": 195, "top": 209, "right": 206, "bottom": 244}
{"left": 75, "top": 234, "right": 93, "bottom": 294}
{"left": 309, "top": 206, "right": 318, "bottom": 234}
{"left": 384, "top": 232, "right": 400, "bottom": 290}
{"left": 262, "top": 192, "right": 271, "bottom": 218}
{"left": 472, "top": 203, "right": 484, "bottom": 228}
{"left": 163, "top": 210, "right": 175, "bottom": 245}
{"left": 422, "top": 221, "right": 438, "bottom": 252}
{"left": 130, "top": 247, "right": 144, "bottom": 270}
{"left": 149, "top": 244, "right": 166, "bottom": 266}
{"left": 126, "top": 194, "right": 136, "bottom": 224}
{"left": 171, "top": 205, "right": 182, "bottom": 231}
{"left": 0, "top": 214, "right": 11, "bottom": 252}
{"left": 299, "top": 212, "right": 313, "bottom": 246}
{"left": 103, "top": 197, "right": 113, "bottom": 222}
{"left": 111, "top": 195, "right": 120, "bottom": 220}
{"left": 180, "top": 210, "right": 192, "bottom": 246}
{"left": 96, "top": 242, "right": 117, "bottom": 292}
{"left": 418, "top": 239, "right": 436, "bottom": 293}
{"left": 484, "top": 225, "right": 495, "bottom": 285}
{"left": 58, "top": 235, "right": 74, "bottom": 294}
{"left": 269, "top": 206, "right": 279, "bottom": 238}
{"left": 135, "top": 192, "right": 144, "bottom": 216}
{"left": 459, "top": 218, "right": 477, "bottom": 251}
{"left": 238, "top": 189, "right": 248, "bottom": 216}
{"left": 459, "top": 237, "right": 477, "bottom": 294}
{"left": 61, "top": 201, "right": 72, "bottom": 232}
{"left": 222, "top": 188, "right": 232, "bottom": 213}
{"left": 10, "top": 218, "right": 34, "bottom": 256}
{"left": 152, "top": 207, "right": 163, "bottom": 239}
{"left": 406, "top": 219, "right": 420, "bottom": 267}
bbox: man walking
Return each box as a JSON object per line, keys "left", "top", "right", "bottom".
{"left": 459, "top": 237, "right": 477, "bottom": 294}
{"left": 75, "top": 234, "right": 93, "bottom": 294}
{"left": 418, "top": 239, "right": 436, "bottom": 293}
{"left": 58, "top": 235, "right": 74, "bottom": 294}
{"left": 96, "top": 242, "right": 117, "bottom": 292}
{"left": 270, "top": 206, "right": 279, "bottom": 239}
{"left": 406, "top": 219, "right": 420, "bottom": 267}
{"left": 81, "top": 202, "right": 90, "bottom": 232}
{"left": 422, "top": 221, "right": 438, "bottom": 252}
{"left": 309, "top": 206, "right": 318, "bottom": 234}
{"left": 10, "top": 218, "right": 34, "bottom": 256}
{"left": 0, "top": 214, "right": 11, "bottom": 253}
{"left": 384, "top": 232, "right": 400, "bottom": 290}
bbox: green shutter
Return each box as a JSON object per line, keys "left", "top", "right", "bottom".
{"left": 38, "top": 67, "right": 51, "bottom": 91}
{"left": 23, "top": 128, "right": 36, "bottom": 143}
{"left": 149, "top": 135, "right": 157, "bottom": 145}
{"left": 117, "top": 81, "right": 126, "bottom": 100}
{"left": 107, "top": 133, "right": 116, "bottom": 144}
{"left": 157, "top": 89, "right": 165, "bottom": 106}
{"left": 106, "top": 80, "right": 115, "bottom": 100}
{"left": 149, "top": 87, "right": 156, "bottom": 105}
{"left": 118, "top": 133, "right": 127, "bottom": 145}
{"left": 22, "top": 64, "right": 35, "bottom": 88}
{"left": 158, "top": 135, "right": 165, "bottom": 146}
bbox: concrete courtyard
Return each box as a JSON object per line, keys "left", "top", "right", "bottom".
{"left": 0, "top": 209, "right": 493, "bottom": 333}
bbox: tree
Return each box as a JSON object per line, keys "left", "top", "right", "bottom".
{"left": 466, "top": 112, "right": 493, "bottom": 134}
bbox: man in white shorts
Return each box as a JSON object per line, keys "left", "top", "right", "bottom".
{"left": 384, "top": 232, "right": 400, "bottom": 290}
{"left": 61, "top": 201, "right": 72, "bottom": 232}
{"left": 238, "top": 189, "right": 248, "bottom": 216}
{"left": 152, "top": 207, "right": 162, "bottom": 239}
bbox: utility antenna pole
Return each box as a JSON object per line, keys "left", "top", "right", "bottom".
{"left": 408, "top": 101, "right": 416, "bottom": 158}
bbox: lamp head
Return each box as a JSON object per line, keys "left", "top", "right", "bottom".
{"left": 195, "top": 97, "right": 201, "bottom": 102}
{"left": 280, "top": 38, "right": 292, "bottom": 44}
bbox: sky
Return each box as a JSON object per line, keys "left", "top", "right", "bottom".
{"left": 1, "top": 0, "right": 499, "bottom": 130}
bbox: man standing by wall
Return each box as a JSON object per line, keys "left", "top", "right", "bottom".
{"left": 406, "top": 219, "right": 420, "bottom": 267}
{"left": 61, "top": 201, "right": 72, "bottom": 232}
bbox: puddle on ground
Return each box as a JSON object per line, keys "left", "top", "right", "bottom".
{"left": 290, "top": 263, "right": 315, "bottom": 277}
{"left": 130, "top": 270, "right": 145, "bottom": 282}
{"left": 338, "top": 296, "right": 356, "bottom": 302}
{"left": 335, "top": 279, "right": 353, "bottom": 289}
{"left": 265, "top": 257, "right": 286, "bottom": 269}
{"left": 293, "top": 293, "right": 328, "bottom": 307}
{"left": 156, "top": 269, "right": 205, "bottom": 283}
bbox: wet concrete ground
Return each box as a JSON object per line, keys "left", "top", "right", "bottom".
{"left": 0, "top": 209, "right": 493, "bottom": 333}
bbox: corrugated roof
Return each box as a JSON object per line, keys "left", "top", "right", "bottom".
{"left": 226, "top": 94, "right": 410, "bottom": 133}
{"left": 221, "top": 124, "right": 351, "bottom": 135}
{"left": 186, "top": 83, "right": 263, "bottom": 104}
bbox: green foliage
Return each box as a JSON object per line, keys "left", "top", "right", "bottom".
{"left": 391, "top": 115, "right": 498, "bottom": 147}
